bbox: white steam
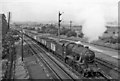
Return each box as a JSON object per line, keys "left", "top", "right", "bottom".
{"left": 81, "top": 6, "right": 106, "bottom": 42}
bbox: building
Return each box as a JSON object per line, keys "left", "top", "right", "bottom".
{"left": 72, "top": 25, "right": 82, "bottom": 33}
{"left": 0, "top": 14, "right": 9, "bottom": 40}
{"left": 102, "top": 26, "right": 120, "bottom": 38}
{"left": 0, "top": 15, "right": 2, "bottom": 40}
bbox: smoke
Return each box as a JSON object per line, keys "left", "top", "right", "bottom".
{"left": 80, "top": 5, "right": 106, "bottom": 42}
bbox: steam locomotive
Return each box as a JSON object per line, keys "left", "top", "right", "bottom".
{"left": 33, "top": 35, "right": 104, "bottom": 78}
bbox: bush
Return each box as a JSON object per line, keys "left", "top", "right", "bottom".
{"left": 117, "top": 36, "right": 120, "bottom": 43}
{"left": 66, "top": 31, "right": 77, "bottom": 37}
{"left": 78, "top": 33, "right": 84, "bottom": 38}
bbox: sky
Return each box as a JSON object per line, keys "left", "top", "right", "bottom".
{"left": 0, "top": 0, "right": 119, "bottom": 24}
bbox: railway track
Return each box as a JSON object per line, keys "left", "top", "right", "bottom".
{"left": 24, "top": 33, "right": 120, "bottom": 80}
{"left": 95, "top": 57, "right": 120, "bottom": 79}
{"left": 96, "top": 57, "right": 120, "bottom": 73}
{"left": 25, "top": 40, "right": 78, "bottom": 80}
{"left": 33, "top": 41, "right": 111, "bottom": 80}
{"left": 25, "top": 35, "right": 112, "bottom": 80}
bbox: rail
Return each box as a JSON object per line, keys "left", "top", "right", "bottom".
{"left": 25, "top": 40, "right": 76, "bottom": 80}
{"left": 95, "top": 57, "right": 120, "bottom": 74}
{"left": 25, "top": 33, "right": 113, "bottom": 80}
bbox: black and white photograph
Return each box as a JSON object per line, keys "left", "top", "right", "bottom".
{"left": 0, "top": 0, "right": 119, "bottom": 80}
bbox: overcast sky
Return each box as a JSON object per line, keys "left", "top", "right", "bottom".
{"left": 0, "top": 0, "right": 119, "bottom": 24}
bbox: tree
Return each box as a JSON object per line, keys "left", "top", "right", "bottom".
{"left": 60, "top": 27, "right": 71, "bottom": 35}
{"left": 2, "top": 30, "right": 20, "bottom": 59}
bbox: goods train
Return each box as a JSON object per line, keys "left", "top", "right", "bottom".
{"left": 26, "top": 33, "right": 109, "bottom": 79}
{"left": 34, "top": 35, "right": 104, "bottom": 78}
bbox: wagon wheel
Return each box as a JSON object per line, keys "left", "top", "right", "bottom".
{"left": 65, "top": 58, "right": 68, "bottom": 64}
{"left": 65, "top": 58, "right": 71, "bottom": 65}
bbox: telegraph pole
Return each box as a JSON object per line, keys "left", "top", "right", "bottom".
{"left": 58, "top": 11, "right": 63, "bottom": 42}
{"left": 21, "top": 27, "right": 23, "bottom": 61}
{"left": 70, "top": 20, "right": 72, "bottom": 30}
{"left": 8, "top": 12, "right": 10, "bottom": 31}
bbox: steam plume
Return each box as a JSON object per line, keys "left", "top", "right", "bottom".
{"left": 81, "top": 6, "right": 106, "bottom": 42}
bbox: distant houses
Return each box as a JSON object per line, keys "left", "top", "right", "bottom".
{"left": 61, "top": 24, "right": 119, "bottom": 39}
{"left": 12, "top": 21, "right": 119, "bottom": 39}
{"left": 102, "top": 26, "right": 120, "bottom": 38}
{"left": 63, "top": 24, "right": 119, "bottom": 39}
